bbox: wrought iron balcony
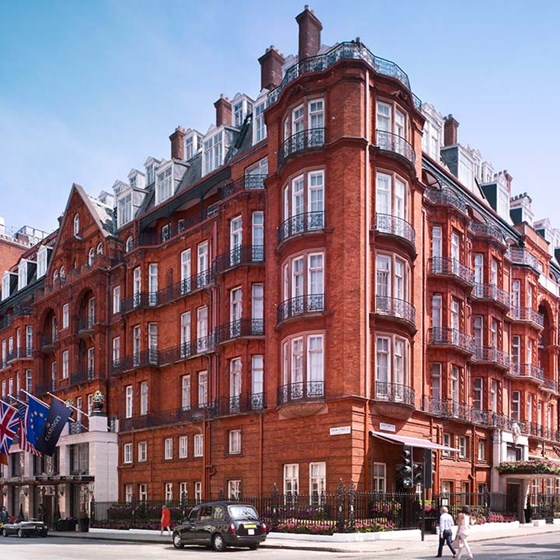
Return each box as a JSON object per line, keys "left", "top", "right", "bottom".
{"left": 70, "top": 369, "right": 96, "bottom": 385}
{"left": 422, "top": 396, "right": 472, "bottom": 423}
{"left": 40, "top": 334, "right": 58, "bottom": 351}
{"left": 507, "top": 247, "right": 540, "bottom": 272}
{"left": 278, "top": 128, "right": 325, "bottom": 167}
{"left": 471, "top": 347, "right": 510, "bottom": 369}
{"left": 542, "top": 378, "right": 558, "bottom": 394}
{"left": 374, "top": 296, "right": 416, "bottom": 328}
{"left": 471, "top": 283, "right": 510, "bottom": 308}
{"left": 277, "top": 381, "right": 325, "bottom": 406}
{"left": 221, "top": 174, "right": 267, "bottom": 198}
{"left": 428, "top": 327, "right": 473, "bottom": 353}
{"left": 267, "top": 41, "right": 421, "bottom": 110}
{"left": 429, "top": 256, "right": 475, "bottom": 286}
{"left": 111, "top": 349, "right": 160, "bottom": 374}
{"left": 213, "top": 394, "right": 265, "bottom": 416}
{"left": 77, "top": 317, "right": 96, "bottom": 333}
{"left": 6, "top": 347, "right": 33, "bottom": 361}
{"left": 424, "top": 187, "right": 467, "bottom": 213}
{"left": 526, "top": 422, "right": 545, "bottom": 439}
{"left": 119, "top": 405, "right": 215, "bottom": 432}
{"left": 278, "top": 211, "right": 325, "bottom": 244}
{"left": 469, "top": 222, "right": 508, "bottom": 245}
{"left": 509, "top": 307, "right": 544, "bottom": 328}
{"left": 214, "top": 244, "right": 264, "bottom": 273}
{"left": 215, "top": 319, "right": 264, "bottom": 344}
{"left": 158, "top": 342, "right": 193, "bottom": 366}
{"left": 508, "top": 363, "right": 544, "bottom": 383}
{"left": 194, "top": 334, "right": 216, "bottom": 355}
{"left": 375, "top": 130, "right": 415, "bottom": 165}
{"left": 277, "top": 294, "right": 325, "bottom": 323}
{"left": 374, "top": 213, "right": 415, "bottom": 249}
{"left": 373, "top": 382, "right": 415, "bottom": 407}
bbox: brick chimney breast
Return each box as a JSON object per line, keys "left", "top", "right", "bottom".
{"left": 258, "top": 46, "right": 285, "bottom": 91}
{"left": 443, "top": 114, "right": 460, "bottom": 147}
{"left": 169, "top": 126, "right": 187, "bottom": 160}
{"left": 296, "top": 5, "right": 323, "bottom": 61}
{"left": 214, "top": 94, "right": 232, "bottom": 127}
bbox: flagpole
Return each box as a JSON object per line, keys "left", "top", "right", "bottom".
{"left": 48, "top": 392, "right": 90, "bottom": 418}
{"left": 8, "top": 395, "right": 27, "bottom": 407}
{"left": 1, "top": 398, "right": 18, "bottom": 413}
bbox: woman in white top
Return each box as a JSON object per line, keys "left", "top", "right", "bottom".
{"left": 455, "top": 506, "right": 474, "bottom": 560}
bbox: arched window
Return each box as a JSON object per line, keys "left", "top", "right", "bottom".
{"left": 60, "top": 266, "right": 65, "bottom": 279}
{"left": 126, "top": 236, "right": 134, "bottom": 252}
{"left": 96, "top": 242, "right": 103, "bottom": 255}
{"left": 73, "top": 213, "right": 80, "bottom": 235}
{"left": 88, "top": 248, "right": 95, "bottom": 266}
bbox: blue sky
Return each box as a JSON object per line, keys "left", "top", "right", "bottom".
{"left": 1, "top": 0, "right": 559, "bottom": 235}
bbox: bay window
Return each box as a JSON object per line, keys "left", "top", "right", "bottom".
{"left": 281, "top": 333, "right": 324, "bottom": 400}
{"left": 375, "top": 334, "right": 410, "bottom": 400}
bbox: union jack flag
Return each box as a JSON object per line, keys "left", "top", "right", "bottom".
{"left": 0, "top": 401, "right": 19, "bottom": 456}
{"left": 16, "top": 401, "right": 42, "bottom": 456}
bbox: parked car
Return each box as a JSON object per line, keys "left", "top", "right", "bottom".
{"left": 172, "top": 501, "right": 267, "bottom": 551}
{"left": 1, "top": 520, "right": 48, "bottom": 538}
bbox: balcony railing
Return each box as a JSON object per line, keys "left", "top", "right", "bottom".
{"left": 375, "top": 130, "right": 415, "bottom": 165}
{"left": 430, "top": 257, "right": 475, "bottom": 285}
{"left": 374, "top": 213, "right": 415, "bottom": 247}
{"left": 509, "top": 307, "right": 544, "bottom": 328}
{"left": 221, "top": 174, "right": 267, "bottom": 198}
{"left": 214, "top": 244, "right": 264, "bottom": 273}
{"left": 213, "top": 394, "right": 265, "bottom": 416}
{"left": 111, "top": 350, "right": 160, "bottom": 374}
{"left": 469, "top": 222, "right": 507, "bottom": 245}
{"left": 471, "top": 283, "right": 510, "bottom": 308}
{"left": 278, "top": 128, "right": 325, "bottom": 167}
{"left": 424, "top": 187, "right": 467, "bottom": 213}
{"left": 268, "top": 41, "right": 421, "bottom": 109}
{"left": 277, "top": 381, "right": 325, "bottom": 406}
{"left": 6, "top": 347, "right": 33, "bottom": 361}
{"left": 471, "top": 347, "right": 510, "bottom": 368}
{"left": 507, "top": 248, "right": 540, "bottom": 271}
{"left": 509, "top": 363, "right": 544, "bottom": 383}
{"left": 542, "top": 378, "right": 558, "bottom": 393}
{"left": 428, "top": 327, "right": 473, "bottom": 353}
{"left": 77, "top": 317, "right": 96, "bottom": 332}
{"left": 277, "top": 294, "right": 325, "bottom": 323}
{"left": 215, "top": 319, "right": 265, "bottom": 344}
{"left": 423, "top": 396, "right": 472, "bottom": 423}
{"left": 70, "top": 369, "right": 95, "bottom": 385}
{"left": 119, "top": 405, "right": 215, "bottom": 432}
{"left": 374, "top": 382, "right": 415, "bottom": 407}
{"left": 278, "top": 211, "right": 325, "bottom": 244}
{"left": 40, "top": 334, "right": 58, "bottom": 350}
{"left": 374, "top": 296, "right": 416, "bottom": 327}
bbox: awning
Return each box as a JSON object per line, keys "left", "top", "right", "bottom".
{"left": 371, "top": 430, "right": 459, "bottom": 452}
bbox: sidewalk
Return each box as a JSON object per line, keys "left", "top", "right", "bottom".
{"left": 49, "top": 521, "right": 560, "bottom": 554}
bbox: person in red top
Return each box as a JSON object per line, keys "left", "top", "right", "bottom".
{"left": 160, "top": 505, "right": 171, "bottom": 536}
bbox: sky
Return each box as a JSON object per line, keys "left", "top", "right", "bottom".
{"left": 1, "top": 0, "right": 559, "bottom": 235}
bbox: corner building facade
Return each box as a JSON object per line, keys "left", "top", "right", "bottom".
{"left": 1, "top": 7, "right": 559, "bottom": 520}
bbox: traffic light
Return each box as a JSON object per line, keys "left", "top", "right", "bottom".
{"left": 414, "top": 462, "right": 424, "bottom": 486}
{"left": 398, "top": 445, "right": 413, "bottom": 488}
{"left": 424, "top": 448, "right": 435, "bottom": 489}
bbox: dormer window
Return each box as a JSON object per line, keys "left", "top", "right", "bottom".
{"left": 125, "top": 236, "right": 134, "bottom": 252}
{"left": 73, "top": 213, "right": 80, "bottom": 235}
{"left": 185, "top": 130, "right": 202, "bottom": 161}
{"left": 203, "top": 129, "right": 234, "bottom": 176}
{"left": 88, "top": 248, "right": 95, "bottom": 266}
{"left": 130, "top": 175, "right": 137, "bottom": 189}
{"left": 18, "top": 260, "right": 28, "bottom": 290}
{"left": 2, "top": 272, "right": 11, "bottom": 301}
{"left": 253, "top": 97, "right": 267, "bottom": 144}
{"left": 117, "top": 192, "right": 132, "bottom": 228}
{"left": 97, "top": 242, "right": 103, "bottom": 255}
{"left": 155, "top": 165, "right": 173, "bottom": 205}
{"left": 232, "top": 94, "right": 253, "bottom": 127}
{"left": 37, "top": 246, "right": 48, "bottom": 278}
{"left": 146, "top": 163, "right": 155, "bottom": 185}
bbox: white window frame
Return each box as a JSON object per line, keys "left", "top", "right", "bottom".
{"left": 140, "top": 381, "right": 148, "bottom": 416}
{"left": 179, "top": 435, "right": 188, "bottom": 459}
{"left": 373, "top": 462, "right": 386, "bottom": 493}
{"left": 181, "top": 374, "right": 191, "bottom": 411}
{"left": 123, "top": 443, "right": 132, "bottom": 464}
{"left": 125, "top": 385, "right": 133, "bottom": 418}
{"left": 194, "top": 434, "right": 203, "bottom": 457}
{"left": 62, "top": 350, "right": 69, "bottom": 379}
{"left": 155, "top": 165, "right": 173, "bottom": 205}
{"left": 283, "top": 463, "right": 299, "bottom": 495}
{"left": 113, "top": 285, "right": 121, "bottom": 314}
{"left": 229, "top": 429, "right": 241, "bottom": 455}
{"left": 198, "top": 370, "right": 208, "bottom": 408}
{"left": 164, "top": 437, "right": 173, "bottom": 460}
{"left": 138, "top": 441, "right": 147, "bottom": 462}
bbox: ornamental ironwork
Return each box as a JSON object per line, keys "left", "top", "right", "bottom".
{"left": 374, "top": 213, "right": 415, "bottom": 246}
{"left": 277, "top": 381, "right": 325, "bottom": 405}
{"left": 278, "top": 211, "right": 325, "bottom": 243}
{"left": 277, "top": 294, "right": 325, "bottom": 323}
{"left": 374, "top": 296, "right": 416, "bottom": 326}
{"left": 374, "top": 382, "right": 415, "bottom": 407}
{"left": 375, "top": 130, "right": 415, "bottom": 165}
{"left": 278, "top": 128, "right": 325, "bottom": 167}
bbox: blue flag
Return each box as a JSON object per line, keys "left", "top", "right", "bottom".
{"left": 27, "top": 396, "right": 49, "bottom": 446}
{"left": 35, "top": 399, "right": 72, "bottom": 456}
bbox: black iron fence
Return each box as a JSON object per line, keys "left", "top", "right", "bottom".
{"left": 91, "top": 489, "right": 532, "bottom": 534}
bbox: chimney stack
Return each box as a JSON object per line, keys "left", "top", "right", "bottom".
{"left": 214, "top": 94, "right": 232, "bottom": 127}
{"left": 258, "top": 46, "right": 285, "bottom": 91}
{"left": 169, "top": 126, "right": 187, "bottom": 160}
{"left": 443, "top": 114, "right": 459, "bottom": 146}
{"left": 296, "top": 5, "right": 322, "bottom": 61}
{"left": 504, "top": 170, "right": 513, "bottom": 191}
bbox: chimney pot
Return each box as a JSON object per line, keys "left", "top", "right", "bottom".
{"left": 296, "top": 5, "right": 323, "bottom": 61}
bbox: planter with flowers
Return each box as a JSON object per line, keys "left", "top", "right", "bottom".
{"left": 92, "top": 390, "right": 105, "bottom": 412}
{"left": 495, "top": 459, "right": 560, "bottom": 476}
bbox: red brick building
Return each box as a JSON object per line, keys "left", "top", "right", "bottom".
{"left": 1, "top": 7, "right": 559, "bottom": 522}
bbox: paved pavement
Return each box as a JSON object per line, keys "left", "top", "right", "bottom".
{"left": 48, "top": 521, "right": 560, "bottom": 554}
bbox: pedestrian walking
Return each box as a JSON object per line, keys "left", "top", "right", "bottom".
{"left": 160, "top": 504, "right": 171, "bottom": 536}
{"left": 0, "top": 506, "right": 8, "bottom": 525}
{"left": 436, "top": 506, "right": 456, "bottom": 557}
{"left": 454, "top": 506, "right": 474, "bottom": 560}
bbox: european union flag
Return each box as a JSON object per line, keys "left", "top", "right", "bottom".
{"left": 27, "top": 396, "right": 49, "bottom": 446}
{"left": 35, "top": 399, "right": 72, "bottom": 456}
